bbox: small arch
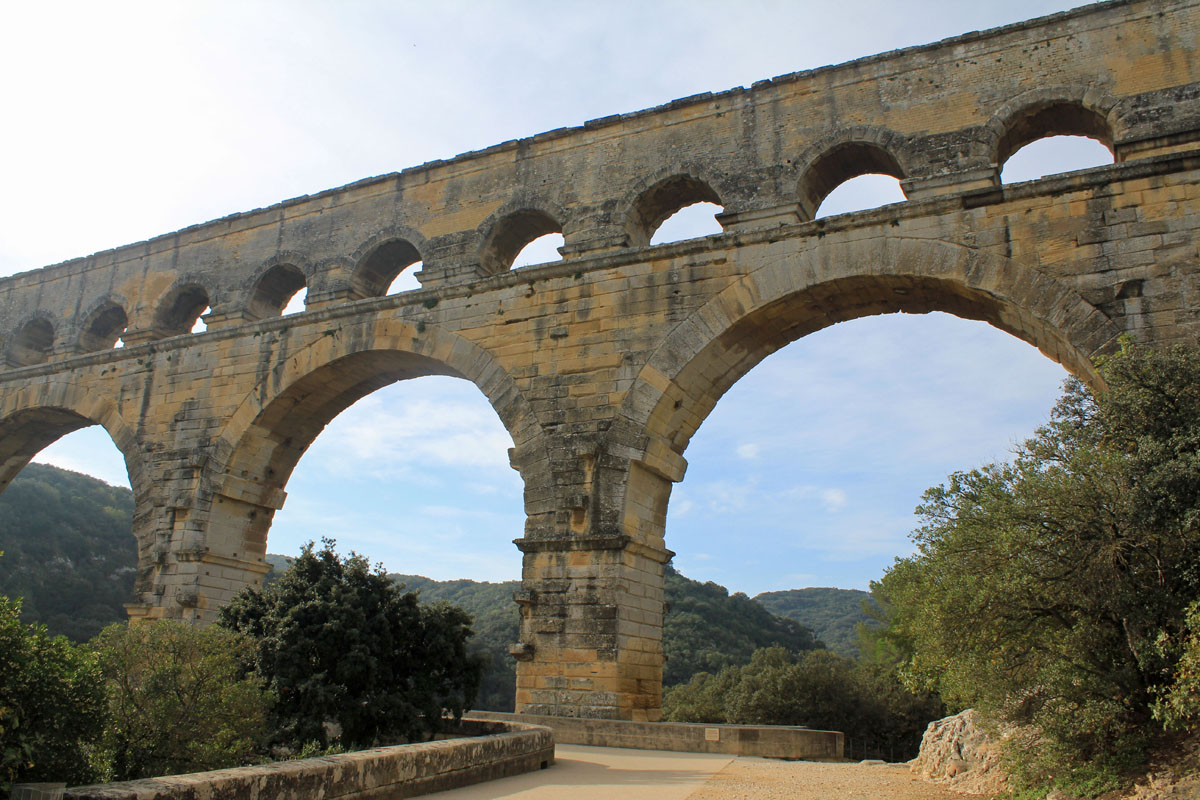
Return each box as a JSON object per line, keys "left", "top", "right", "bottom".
{"left": 988, "top": 90, "right": 1118, "bottom": 169}
{"left": 628, "top": 174, "right": 723, "bottom": 248}
{"left": 479, "top": 209, "right": 563, "bottom": 274}
{"left": 247, "top": 263, "right": 307, "bottom": 320}
{"left": 78, "top": 301, "right": 129, "bottom": 352}
{"left": 798, "top": 142, "right": 906, "bottom": 219}
{"left": 155, "top": 283, "right": 211, "bottom": 337}
{"left": 997, "top": 101, "right": 1113, "bottom": 169}
{"left": 352, "top": 238, "right": 423, "bottom": 298}
{"left": 7, "top": 317, "right": 55, "bottom": 367}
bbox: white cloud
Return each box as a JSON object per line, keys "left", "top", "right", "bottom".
{"left": 821, "top": 489, "right": 848, "bottom": 513}
{"left": 736, "top": 443, "right": 760, "bottom": 460}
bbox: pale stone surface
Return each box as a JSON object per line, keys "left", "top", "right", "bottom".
{"left": 1, "top": 0, "right": 1199, "bottom": 721}
{"left": 909, "top": 710, "right": 1009, "bottom": 797}
{"left": 433, "top": 745, "right": 735, "bottom": 800}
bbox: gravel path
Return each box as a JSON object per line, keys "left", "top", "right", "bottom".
{"left": 687, "top": 757, "right": 987, "bottom": 800}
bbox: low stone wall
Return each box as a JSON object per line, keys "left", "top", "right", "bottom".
{"left": 467, "top": 712, "right": 843, "bottom": 760}
{"left": 63, "top": 720, "right": 554, "bottom": 800}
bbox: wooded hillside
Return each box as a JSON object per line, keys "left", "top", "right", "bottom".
{"left": 0, "top": 463, "right": 136, "bottom": 641}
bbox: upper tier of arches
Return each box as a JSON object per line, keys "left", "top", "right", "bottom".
{"left": 0, "top": 89, "right": 1170, "bottom": 369}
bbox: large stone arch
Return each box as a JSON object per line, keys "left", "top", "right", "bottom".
{"left": 612, "top": 237, "right": 1122, "bottom": 556}
{"left": 193, "top": 316, "right": 551, "bottom": 612}
{"left": 0, "top": 379, "right": 143, "bottom": 495}
{"left": 0, "top": 380, "right": 159, "bottom": 607}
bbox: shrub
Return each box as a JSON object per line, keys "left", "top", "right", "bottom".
{"left": 0, "top": 595, "right": 105, "bottom": 791}
{"left": 219, "top": 540, "right": 483, "bottom": 748}
{"left": 90, "top": 620, "right": 272, "bottom": 781}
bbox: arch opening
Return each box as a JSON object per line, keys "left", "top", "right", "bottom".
{"left": 480, "top": 210, "right": 563, "bottom": 273}
{"left": 0, "top": 412, "right": 138, "bottom": 642}
{"left": 995, "top": 101, "right": 1114, "bottom": 170}
{"left": 814, "top": 174, "right": 907, "bottom": 219}
{"left": 1001, "top": 135, "right": 1115, "bottom": 184}
{"left": 248, "top": 264, "right": 307, "bottom": 319}
{"left": 79, "top": 303, "right": 128, "bottom": 352}
{"left": 630, "top": 175, "right": 723, "bottom": 247}
{"left": 7, "top": 318, "right": 55, "bottom": 367}
{"left": 354, "top": 239, "right": 423, "bottom": 298}
{"left": 647, "top": 273, "right": 1097, "bottom": 459}
{"left": 800, "top": 143, "right": 906, "bottom": 219}
{"left": 155, "top": 285, "right": 211, "bottom": 337}
{"left": 666, "top": 312, "right": 1068, "bottom": 596}
{"left": 217, "top": 347, "right": 527, "bottom": 711}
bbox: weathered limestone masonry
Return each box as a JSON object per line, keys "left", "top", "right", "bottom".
{"left": 0, "top": 0, "right": 1198, "bottom": 721}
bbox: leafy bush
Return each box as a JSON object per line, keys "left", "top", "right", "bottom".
{"left": 90, "top": 620, "right": 272, "bottom": 781}
{"left": 872, "top": 342, "right": 1200, "bottom": 792}
{"left": 1153, "top": 599, "right": 1200, "bottom": 730}
{"left": 0, "top": 595, "right": 105, "bottom": 791}
{"left": 663, "top": 646, "right": 943, "bottom": 760}
{"left": 220, "top": 540, "right": 484, "bottom": 748}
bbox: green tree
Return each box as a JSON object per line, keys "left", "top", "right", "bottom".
{"left": 220, "top": 540, "right": 483, "bottom": 748}
{"left": 873, "top": 342, "right": 1200, "bottom": 791}
{"left": 663, "top": 646, "right": 942, "bottom": 760}
{"left": 0, "top": 595, "right": 105, "bottom": 791}
{"left": 89, "top": 620, "right": 272, "bottom": 781}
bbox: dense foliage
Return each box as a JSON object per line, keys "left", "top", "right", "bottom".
{"left": 0, "top": 463, "right": 136, "bottom": 641}
{"left": 90, "top": 621, "right": 272, "bottom": 782}
{"left": 0, "top": 595, "right": 105, "bottom": 791}
{"left": 663, "top": 646, "right": 943, "bottom": 760}
{"left": 873, "top": 342, "right": 1200, "bottom": 793}
{"left": 392, "top": 574, "right": 520, "bottom": 713}
{"left": 753, "top": 587, "right": 877, "bottom": 659}
{"left": 220, "top": 541, "right": 484, "bottom": 748}
{"left": 663, "top": 564, "right": 822, "bottom": 686}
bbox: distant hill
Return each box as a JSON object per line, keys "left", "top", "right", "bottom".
{"left": 664, "top": 565, "right": 822, "bottom": 685}
{"left": 0, "top": 462, "right": 137, "bottom": 641}
{"left": 754, "top": 587, "right": 879, "bottom": 658}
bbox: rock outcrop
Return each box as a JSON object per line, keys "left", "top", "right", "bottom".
{"left": 910, "top": 709, "right": 1008, "bottom": 796}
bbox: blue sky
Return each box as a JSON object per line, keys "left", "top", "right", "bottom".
{"left": 2, "top": 1, "right": 1106, "bottom": 593}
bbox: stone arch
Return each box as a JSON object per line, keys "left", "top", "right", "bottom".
{"left": 613, "top": 237, "right": 1122, "bottom": 552}
{"left": 6, "top": 314, "right": 57, "bottom": 367}
{"left": 0, "top": 379, "right": 143, "bottom": 498}
{"left": 202, "top": 318, "right": 551, "bottom": 597}
{"left": 151, "top": 279, "right": 212, "bottom": 338}
{"left": 0, "top": 380, "right": 158, "bottom": 616}
{"left": 986, "top": 86, "right": 1121, "bottom": 168}
{"left": 476, "top": 197, "right": 569, "bottom": 274}
{"left": 793, "top": 127, "right": 912, "bottom": 218}
{"left": 620, "top": 166, "right": 728, "bottom": 248}
{"left": 77, "top": 296, "right": 130, "bottom": 352}
{"left": 245, "top": 255, "right": 310, "bottom": 320}
{"left": 349, "top": 227, "right": 428, "bottom": 298}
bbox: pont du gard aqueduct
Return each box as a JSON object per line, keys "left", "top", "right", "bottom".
{"left": 2, "top": 0, "right": 1199, "bottom": 722}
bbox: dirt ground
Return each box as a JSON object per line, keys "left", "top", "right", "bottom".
{"left": 687, "top": 757, "right": 988, "bottom": 800}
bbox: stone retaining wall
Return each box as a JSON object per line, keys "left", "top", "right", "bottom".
{"left": 62, "top": 720, "right": 553, "bottom": 800}
{"left": 467, "top": 712, "right": 842, "bottom": 760}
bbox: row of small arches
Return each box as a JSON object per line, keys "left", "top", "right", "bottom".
{"left": 5, "top": 100, "right": 1117, "bottom": 367}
